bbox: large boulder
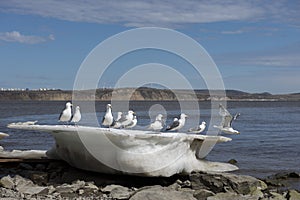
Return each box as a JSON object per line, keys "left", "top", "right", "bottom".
{"left": 207, "top": 192, "right": 259, "bottom": 200}
{"left": 190, "top": 172, "right": 264, "bottom": 195}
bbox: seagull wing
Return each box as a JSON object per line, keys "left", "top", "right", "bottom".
{"left": 117, "top": 113, "right": 127, "bottom": 123}
{"left": 58, "top": 111, "right": 63, "bottom": 121}
{"left": 219, "top": 104, "right": 231, "bottom": 117}
{"left": 188, "top": 126, "right": 200, "bottom": 132}
{"left": 222, "top": 115, "right": 233, "bottom": 127}
{"left": 229, "top": 113, "right": 240, "bottom": 127}
{"left": 166, "top": 120, "right": 180, "bottom": 131}
{"left": 101, "top": 115, "right": 106, "bottom": 124}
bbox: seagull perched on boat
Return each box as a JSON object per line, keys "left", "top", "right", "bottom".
{"left": 166, "top": 113, "right": 188, "bottom": 132}
{"left": 59, "top": 102, "right": 73, "bottom": 123}
{"left": 188, "top": 121, "right": 206, "bottom": 134}
{"left": 71, "top": 106, "right": 81, "bottom": 125}
{"left": 148, "top": 114, "right": 164, "bottom": 131}
{"left": 125, "top": 115, "right": 137, "bottom": 129}
{"left": 102, "top": 104, "right": 114, "bottom": 127}
{"left": 213, "top": 104, "right": 240, "bottom": 134}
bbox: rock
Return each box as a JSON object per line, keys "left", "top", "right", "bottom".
{"left": 269, "top": 192, "right": 286, "bottom": 200}
{"left": 101, "top": 184, "right": 131, "bottom": 199}
{"left": 30, "top": 172, "right": 48, "bottom": 185}
{"left": 167, "top": 182, "right": 181, "bottom": 190}
{"left": 101, "top": 184, "right": 125, "bottom": 193}
{"left": 190, "top": 172, "right": 262, "bottom": 195}
{"left": 274, "top": 172, "right": 300, "bottom": 179}
{"left": 71, "top": 180, "right": 85, "bottom": 191}
{"left": 228, "top": 159, "right": 238, "bottom": 165}
{"left": 258, "top": 180, "right": 268, "bottom": 190}
{"left": 193, "top": 189, "right": 215, "bottom": 200}
{"left": 250, "top": 188, "right": 264, "bottom": 199}
{"left": 207, "top": 192, "right": 259, "bottom": 200}
{"left": 55, "top": 184, "right": 75, "bottom": 194}
{"left": 14, "top": 175, "right": 48, "bottom": 195}
{"left": 83, "top": 182, "right": 99, "bottom": 193}
{"left": 18, "top": 163, "right": 33, "bottom": 170}
{"left": 47, "top": 185, "right": 56, "bottom": 194}
{"left": 287, "top": 190, "right": 300, "bottom": 200}
{"left": 0, "top": 187, "right": 21, "bottom": 199}
{"left": 110, "top": 186, "right": 132, "bottom": 199}
{"left": 78, "top": 189, "right": 84, "bottom": 195}
{"left": 0, "top": 176, "right": 15, "bottom": 189}
{"left": 264, "top": 172, "right": 300, "bottom": 187}
{"left": 19, "top": 185, "right": 48, "bottom": 196}
{"left": 130, "top": 186, "right": 197, "bottom": 200}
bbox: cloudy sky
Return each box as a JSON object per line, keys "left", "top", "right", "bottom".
{"left": 0, "top": 0, "right": 299, "bottom": 94}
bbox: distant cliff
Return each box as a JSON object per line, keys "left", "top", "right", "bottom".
{"left": 0, "top": 88, "right": 299, "bottom": 101}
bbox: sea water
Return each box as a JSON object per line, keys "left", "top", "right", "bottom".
{"left": 0, "top": 100, "right": 299, "bottom": 178}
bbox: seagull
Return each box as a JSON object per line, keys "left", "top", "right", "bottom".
{"left": 113, "top": 112, "right": 126, "bottom": 128}
{"left": 102, "top": 104, "right": 114, "bottom": 127}
{"left": 188, "top": 121, "right": 206, "bottom": 134}
{"left": 213, "top": 104, "right": 240, "bottom": 134}
{"left": 148, "top": 114, "right": 164, "bottom": 131}
{"left": 125, "top": 115, "right": 137, "bottom": 129}
{"left": 166, "top": 113, "right": 188, "bottom": 132}
{"left": 120, "top": 110, "right": 135, "bottom": 127}
{"left": 59, "top": 102, "right": 73, "bottom": 123}
{"left": 71, "top": 106, "right": 81, "bottom": 125}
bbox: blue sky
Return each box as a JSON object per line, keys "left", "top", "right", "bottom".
{"left": 0, "top": 0, "right": 299, "bottom": 94}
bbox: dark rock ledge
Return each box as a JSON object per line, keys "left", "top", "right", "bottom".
{"left": 0, "top": 160, "right": 299, "bottom": 200}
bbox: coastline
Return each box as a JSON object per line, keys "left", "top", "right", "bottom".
{"left": 1, "top": 88, "right": 300, "bottom": 101}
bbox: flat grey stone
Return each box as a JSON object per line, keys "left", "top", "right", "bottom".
{"left": 130, "top": 186, "right": 197, "bottom": 200}
{"left": 0, "top": 176, "right": 15, "bottom": 189}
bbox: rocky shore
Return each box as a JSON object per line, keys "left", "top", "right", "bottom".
{"left": 0, "top": 160, "right": 299, "bottom": 200}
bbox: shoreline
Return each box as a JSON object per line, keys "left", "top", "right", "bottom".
{"left": 0, "top": 158, "right": 299, "bottom": 200}
{"left": 1, "top": 88, "right": 300, "bottom": 101}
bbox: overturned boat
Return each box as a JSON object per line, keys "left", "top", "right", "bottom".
{"left": 8, "top": 123, "right": 238, "bottom": 177}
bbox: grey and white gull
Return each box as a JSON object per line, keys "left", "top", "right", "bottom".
{"left": 213, "top": 104, "right": 240, "bottom": 134}
{"left": 148, "top": 114, "right": 164, "bottom": 131}
{"left": 71, "top": 106, "right": 81, "bottom": 125}
{"left": 166, "top": 113, "right": 188, "bottom": 132}
{"left": 59, "top": 102, "right": 73, "bottom": 123}
{"left": 102, "top": 104, "right": 114, "bottom": 127}
{"left": 188, "top": 121, "right": 206, "bottom": 134}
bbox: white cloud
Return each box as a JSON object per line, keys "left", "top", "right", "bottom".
{"left": 0, "top": 31, "right": 54, "bottom": 44}
{"left": 221, "top": 30, "right": 244, "bottom": 35}
{"left": 215, "top": 43, "right": 300, "bottom": 68}
{"left": 0, "top": 0, "right": 298, "bottom": 27}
